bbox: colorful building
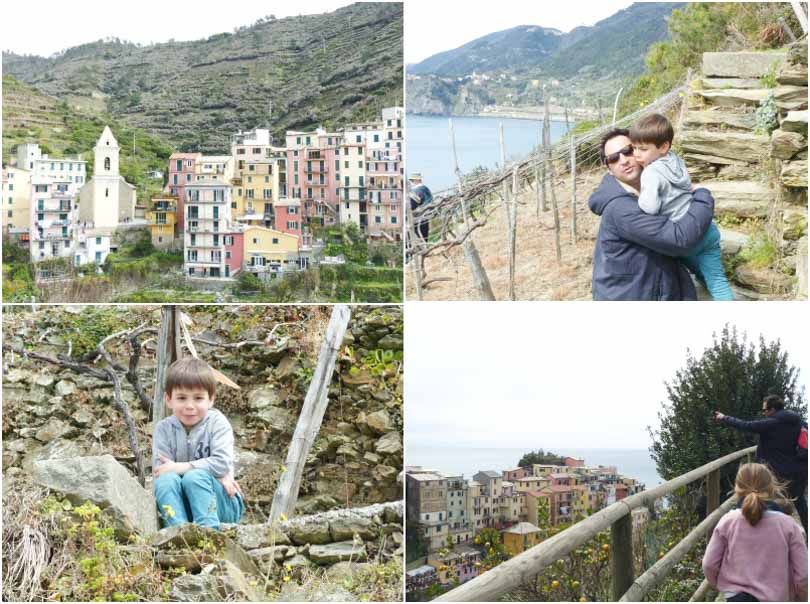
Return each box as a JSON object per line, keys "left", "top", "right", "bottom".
{"left": 2, "top": 166, "right": 32, "bottom": 243}
{"left": 406, "top": 470, "right": 450, "bottom": 552}
{"left": 183, "top": 179, "right": 241, "bottom": 279}
{"left": 502, "top": 521, "right": 543, "bottom": 556}
{"left": 29, "top": 178, "right": 78, "bottom": 262}
{"left": 15, "top": 143, "right": 87, "bottom": 185}
{"left": 243, "top": 225, "right": 301, "bottom": 277}
{"left": 145, "top": 195, "right": 178, "bottom": 249}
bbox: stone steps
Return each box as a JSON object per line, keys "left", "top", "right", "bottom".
{"left": 694, "top": 180, "right": 773, "bottom": 219}
{"left": 703, "top": 51, "right": 787, "bottom": 78}
{"left": 701, "top": 77, "right": 764, "bottom": 90}
{"left": 681, "top": 109, "right": 756, "bottom": 132}
{"left": 680, "top": 130, "right": 771, "bottom": 164}
{"left": 718, "top": 228, "right": 750, "bottom": 256}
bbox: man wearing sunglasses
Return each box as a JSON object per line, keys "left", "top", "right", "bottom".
{"left": 714, "top": 395, "right": 807, "bottom": 532}
{"left": 588, "top": 129, "right": 715, "bottom": 300}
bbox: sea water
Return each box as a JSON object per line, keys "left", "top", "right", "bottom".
{"left": 406, "top": 113, "right": 570, "bottom": 192}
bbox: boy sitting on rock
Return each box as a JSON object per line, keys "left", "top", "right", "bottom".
{"left": 152, "top": 358, "right": 244, "bottom": 529}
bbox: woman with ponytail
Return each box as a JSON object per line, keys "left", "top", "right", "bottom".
{"left": 702, "top": 463, "right": 807, "bottom": 602}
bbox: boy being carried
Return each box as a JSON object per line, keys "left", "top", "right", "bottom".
{"left": 630, "top": 113, "right": 734, "bottom": 301}
{"left": 152, "top": 358, "right": 244, "bottom": 529}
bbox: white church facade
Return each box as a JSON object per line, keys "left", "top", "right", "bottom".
{"left": 79, "top": 126, "right": 136, "bottom": 228}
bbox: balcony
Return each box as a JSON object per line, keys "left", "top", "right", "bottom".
{"left": 305, "top": 163, "right": 328, "bottom": 174}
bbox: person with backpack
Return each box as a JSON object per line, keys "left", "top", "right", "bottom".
{"left": 703, "top": 463, "right": 807, "bottom": 602}
{"left": 714, "top": 394, "right": 807, "bottom": 532}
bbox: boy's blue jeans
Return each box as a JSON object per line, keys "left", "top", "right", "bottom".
{"left": 681, "top": 221, "right": 734, "bottom": 301}
{"left": 154, "top": 469, "right": 244, "bottom": 529}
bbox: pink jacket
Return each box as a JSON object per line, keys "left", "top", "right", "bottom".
{"left": 703, "top": 508, "right": 808, "bottom": 602}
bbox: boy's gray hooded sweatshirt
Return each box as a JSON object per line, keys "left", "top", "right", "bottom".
{"left": 638, "top": 151, "right": 693, "bottom": 222}
{"left": 152, "top": 408, "right": 234, "bottom": 478}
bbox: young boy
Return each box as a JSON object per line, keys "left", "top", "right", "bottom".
{"left": 630, "top": 113, "right": 734, "bottom": 300}
{"left": 152, "top": 357, "right": 244, "bottom": 529}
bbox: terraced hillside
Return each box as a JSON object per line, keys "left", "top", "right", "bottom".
{"left": 3, "top": 2, "right": 403, "bottom": 153}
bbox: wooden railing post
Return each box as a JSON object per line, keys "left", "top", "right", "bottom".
{"left": 706, "top": 469, "right": 720, "bottom": 515}
{"left": 611, "top": 512, "right": 634, "bottom": 601}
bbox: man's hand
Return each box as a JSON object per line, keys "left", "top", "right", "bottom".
{"left": 218, "top": 473, "right": 244, "bottom": 499}
{"left": 153, "top": 453, "right": 192, "bottom": 478}
{"left": 713, "top": 411, "right": 725, "bottom": 422}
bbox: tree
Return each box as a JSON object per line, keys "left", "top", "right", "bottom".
{"left": 518, "top": 449, "right": 565, "bottom": 467}
{"left": 649, "top": 324, "right": 806, "bottom": 492}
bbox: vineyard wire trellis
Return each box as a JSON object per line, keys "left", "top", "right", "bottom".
{"left": 406, "top": 77, "right": 691, "bottom": 300}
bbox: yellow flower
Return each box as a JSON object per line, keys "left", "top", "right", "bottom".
{"left": 281, "top": 465, "right": 287, "bottom": 473}
{"left": 283, "top": 576, "right": 291, "bottom": 583}
{"left": 285, "top": 564, "right": 292, "bottom": 572}
{"left": 280, "top": 513, "right": 288, "bottom": 522}
{"left": 162, "top": 504, "right": 176, "bottom": 518}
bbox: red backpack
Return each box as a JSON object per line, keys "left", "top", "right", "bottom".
{"left": 798, "top": 422, "right": 808, "bottom": 462}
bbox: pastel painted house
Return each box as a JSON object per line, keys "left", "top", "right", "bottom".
{"left": 29, "top": 177, "right": 78, "bottom": 262}
{"left": 502, "top": 521, "right": 543, "bottom": 556}
{"left": 183, "top": 180, "right": 242, "bottom": 279}
{"left": 243, "top": 225, "right": 301, "bottom": 278}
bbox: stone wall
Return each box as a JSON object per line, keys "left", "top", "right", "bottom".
{"left": 2, "top": 305, "right": 403, "bottom": 519}
{"left": 680, "top": 38, "right": 808, "bottom": 299}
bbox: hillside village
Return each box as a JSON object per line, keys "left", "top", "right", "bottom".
{"left": 404, "top": 457, "right": 644, "bottom": 598}
{"left": 2, "top": 106, "right": 403, "bottom": 284}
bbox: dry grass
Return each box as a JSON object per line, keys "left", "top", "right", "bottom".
{"left": 407, "top": 168, "right": 604, "bottom": 301}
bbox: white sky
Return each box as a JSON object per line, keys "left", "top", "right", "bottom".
{"left": 405, "top": 303, "right": 809, "bottom": 450}
{"left": 1, "top": 0, "right": 366, "bottom": 57}
{"left": 405, "top": 0, "right": 634, "bottom": 65}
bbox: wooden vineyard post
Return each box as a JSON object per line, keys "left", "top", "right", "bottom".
{"left": 449, "top": 118, "right": 495, "bottom": 301}
{"left": 269, "top": 305, "right": 351, "bottom": 523}
{"left": 611, "top": 513, "right": 634, "bottom": 601}
{"left": 547, "top": 147, "right": 562, "bottom": 263}
{"left": 570, "top": 135, "right": 577, "bottom": 244}
{"left": 509, "top": 166, "right": 518, "bottom": 301}
{"left": 152, "top": 305, "right": 179, "bottom": 424}
{"left": 500, "top": 124, "right": 516, "bottom": 300}
{"left": 406, "top": 202, "right": 424, "bottom": 300}
{"left": 707, "top": 469, "right": 720, "bottom": 515}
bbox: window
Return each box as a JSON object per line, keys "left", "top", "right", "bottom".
{"left": 96, "top": 237, "right": 102, "bottom": 244}
{"left": 225, "top": 251, "right": 231, "bottom": 259}
{"left": 272, "top": 237, "right": 279, "bottom": 244}
{"left": 190, "top": 234, "right": 196, "bottom": 246}
{"left": 391, "top": 216, "right": 397, "bottom": 224}
{"left": 188, "top": 250, "right": 197, "bottom": 261}
{"left": 375, "top": 216, "right": 381, "bottom": 223}
{"left": 252, "top": 238, "right": 259, "bottom": 244}
{"left": 355, "top": 135, "right": 361, "bottom": 143}
{"left": 104, "top": 157, "right": 110, "bottom": 171}
{"left": 373, "top": 134, "right": 379, "bottom": 142}
{"left": 105, "top": 188, "right": 109, "bottom": 198}
{"left": 8, "top": 184, "right": 12, "bottom": 192}
{"left": 213, "top": 235, "right": 219, "bottom": 247}
{"left": 237, "top": 148, "right": 245, "bottom": 155}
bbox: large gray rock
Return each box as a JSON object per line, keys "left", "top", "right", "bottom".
{"left": 329, "top": 512, "right": 377, "bottom": 541}
{"left": 781, "top": 110, "right": 808, "bottom": 134}
{"left": 682, "top": 110, "right": 756, "bottom": 131}
{"left": 308, "top": 540, "right": 368, "bottom": 565}
{"left": 719, "top": 228, "right": 750, "bottom": 257}
{"left": 681, "top": 131, "right": 770, "bottom": 163}
{"left": 234, "top": 523, "right": 291, "bottom": 549}
{"left": 734, "top": 265, "right": 792, "bottom": 294}
{"left": 782, "top": 160, "right": 808, "bottom": 188}
{"left": 774, "top": 86, "right": 809, "bottom": 111}
{"left": 697, "top": 88, "right": 769, "bottom": 107}
{"left": 279, "top": 583, "right": 355, "bottom": 602}
{"left": 771, "top": 129, "right": 806, "bottom": 160}
{"left": 697, "top": 180, "right": 773, "bottom": 218}
{"left": 364, "top": 409, "right": 391, "bottom": 435}
{"left": 170, "top": 574, "right": 223, "bottom": 602}
{"left": 247, "top": 384, "right": 282, "bottom": 410}
{"left": 55, "top": 380, "right": 76, "bottom": 396}
{"left": 701, "top": 77, "right": 764, "bottom": 90}
{"left": 22, "top": 439, "right": 85, "bottom": 472}
{"left": 31, "top": 454, "right": 157, "bottom": 537}
{"left": 374, "top": 432, "right": 402, "bottom": 455}
{"left": 703, "top": 51, "right": 786, "bottom": 78}
{"left": 285, "top": 517, "right": 331, "bottom": 545}
{"left": 151, "top": 524, "right": 260, "bottom": 577}
{"left": 35, "top": 418, "right": 75, "bottom": 443}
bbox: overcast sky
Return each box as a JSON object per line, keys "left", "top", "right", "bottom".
{"left": 406, "top": 303, "right": 809, "bottom": 450}
{"left": 2, "top": 0, "right": 361, "bottom": 57}
{"left": 405, "top": 0, "right": 634, "bottom": 65}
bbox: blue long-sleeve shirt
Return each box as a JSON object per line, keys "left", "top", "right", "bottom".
{"left": 152, "top": 408, "right": 235, "bottom": 478}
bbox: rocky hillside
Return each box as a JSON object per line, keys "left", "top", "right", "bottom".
{"left": 679, "top": 39, "right": 808, "bottom": 299}
{"left": 3, "top": 304, "right": 403, "bottom": 600}
{"left": 406, "top": 3, "right": 683, "bottom": 115}
{"left": 3, "top": 2, "right": 403, "bottom": 153}
{"left": 2, "top": 304, "right": 403, "bottom": 515}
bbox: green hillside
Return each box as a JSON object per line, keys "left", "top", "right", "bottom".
{"left": 3, "top": 2, "right": 403, "bottom": 154}
{"left": 3, "top": 74, "right": 172, "bottom": 197}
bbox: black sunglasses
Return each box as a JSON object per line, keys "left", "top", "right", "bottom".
{"left": 604, "top": 145, "right": 635, "bottom": 165}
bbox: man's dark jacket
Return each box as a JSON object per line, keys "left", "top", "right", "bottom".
{"left": 721, "top": 409, "right": 805, "bottom": 477}
{"left": 588, "top": 174, "right": 714, "bottom": 300}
